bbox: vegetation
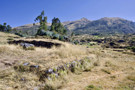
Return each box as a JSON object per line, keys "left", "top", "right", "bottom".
{"left": 127, "top": 46, "right": 135, "bottom": 52}
{"left": 34, "top": 10, "right": 48, "bottom": 35}
{"left": 0, "top": 23, "right": 12, "bottom": 32}
{"left": 50, "top": 17, "right": 67, "bottom": 35}
{"left": 85, "top": 85, "right": 101, "bottom": 90}
{"left": 34, "top": 11, "right": 67, "bottom": 41}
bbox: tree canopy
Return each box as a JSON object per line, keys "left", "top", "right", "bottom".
{"left": 50, "top": 17, "right": 67, "bottom": 35}
{"left": 35, "top": 10, "right": 48, "bottom": 32}
{"left": 0, "top": 23, "right": 12, "bottom": 32}
{"left": 35, "top": 11, "right": 67, "bottom": 36}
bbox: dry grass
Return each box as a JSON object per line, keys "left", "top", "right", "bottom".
{"left": 0, "top": 32, "right": 19, "bottom": 44}
{"left": 52, "top": 44, "right": 88, "bottom": 58}
{"left": 0, "top": 33, "right": 93, "bottom": 70}
{"left": 127, "top": 73, "right": 135, "bottom": 82}
{"left": 0, "top": 32, "right": 135, "bottom": 90}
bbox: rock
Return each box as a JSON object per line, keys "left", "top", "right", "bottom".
{"left": 45, "top": 68, "right": 53, "bottom": 74}
{"left": 34, "top": 87, "right": 39, "bottom": 90}
{"left": 47, "top": 76, "right": 52, "bottom": 80}
{"left": 58, "top": 65, "right": 65, "bottom": 71}
{"left": 20, "top": 78, "right": 25, "bottom": 81}
{"left": 54, "top": 73, "right": 59, "bottom": 77}
{"left": 64, "top": 64, "right": 68, "bottom": 69}
{"left": 71, "top": 61, "right": 77, "bottom": 68}
{"left": 48, "top": 68, "right": 53, "bottom": 73}
{"left": 30, "top": 65, "right": 39, "bottom": 69}
{"left": 30, "top": 65, "right": 40, "bottom": 72}
{"left": 20, "top": 43, "right": 35, "bottom": 49}
{"left": 23, "top": 63, "right": 29, "bottom": 66}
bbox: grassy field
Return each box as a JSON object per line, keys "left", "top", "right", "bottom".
{"left": 0, "top": 32, "right": 135, "bottom": 90}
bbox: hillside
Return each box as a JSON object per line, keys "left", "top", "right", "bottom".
{"left": 14, "top": 17, "right": 135, "bottom": 36}
{"left": 14, "top": 23, "right": 51, "bottom": 36}
{"left": 0, "top": 32, "right": 135, "bottom": 89}
{"left": 74, "top": 17, "right": 135, "bottom": 35}
{"left": 63, "top": 18, "right": 91, "bottom": 31}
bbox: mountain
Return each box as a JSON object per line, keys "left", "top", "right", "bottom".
{"left": 63, "top": 18, "right": 91, "bottom": 31}
{"left": 14, "top": 18, "right": 91, "bottom": 36}
{"left": 14, "top": 17, "right": 135, "bottom": 36}
{"left": 73, "top": 17, "right": 135, "bottom": 35}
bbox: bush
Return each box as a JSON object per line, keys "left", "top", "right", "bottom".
{"left": 52, "top": 33, "right": 59, "bottom": 39}
{"left": 74, "top": 40, "right": 79, "bottom": 45}
{"left": 15, "top": 33, "right": 23, "bottom": 37}
{"left": 127, "top": 47, "right": 135, "bottom": 52}
{"left": 45, "top": 31, "right": 53, "bottom": 37}
{"left": 131, "top": 47, "right": 135, "bottom": 52}
{"left": 59, "top": 35, "right": 64, "bottom": 41}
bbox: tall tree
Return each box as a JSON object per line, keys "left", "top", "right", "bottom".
{"left": 50, "top": 17, "right": 67, "bottom": 35}
{"left": 0, "top": 23, "right": 12, "bottom": 32}
{"left": 6, "top": 25, "right": 12, "bottom": 32}
{"left": 35, "top": 10, "right": 48, "bottom": 32}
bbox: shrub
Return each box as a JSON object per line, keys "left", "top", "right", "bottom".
{"left": 52, "top": 33, "right": 59, "bottom": 39}
{"left": 127, "top": 47, "right": 135, "bottom": 52}
{"left": 74, "top": 40, "right": 79, "bottom": 45}
{"left": 45, "top": 31, "right": 53, "bottom": 37}
{"left": 59, "top": 35, "right": 64, "bottom": 41}
{"left": 131, "top": 47, "right": 135, "bottom": 52}
{"left": 15, "top": 33, "right": 23, "bottom": 37}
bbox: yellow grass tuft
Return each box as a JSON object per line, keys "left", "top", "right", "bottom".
{"left": 52, "top": 43, "right": 89, "bottom": 58}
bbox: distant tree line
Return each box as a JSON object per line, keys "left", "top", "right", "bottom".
{"left": 0, "top": 23, "right": 12, "bottom": 32}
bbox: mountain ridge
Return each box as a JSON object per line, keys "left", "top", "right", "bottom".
{"left": 14, "top": 17, "right": 135, "bottom": 36}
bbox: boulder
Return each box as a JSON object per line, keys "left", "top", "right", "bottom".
{"left": 20, "top": 43, "right": 35, "bottom": 49}
{"left": 45, "top": 68, "right": 54, "bottom": 74}
{"left": 23, "top": 63, "right": 29, "bottom": 66}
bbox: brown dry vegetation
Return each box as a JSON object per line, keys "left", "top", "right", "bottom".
{"left": 0, "top": 32, "right": 135, "bottom": 90}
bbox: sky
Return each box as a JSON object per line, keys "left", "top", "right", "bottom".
{"left": 0, "top": 0, "right": 135, "bottom": 27}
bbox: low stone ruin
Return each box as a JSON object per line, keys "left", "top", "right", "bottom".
{"left": 14, "top": 58, "right": 94, "bottom": 81}
{"left": 8, "top": 40, "right": 62, "bottom": 48}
